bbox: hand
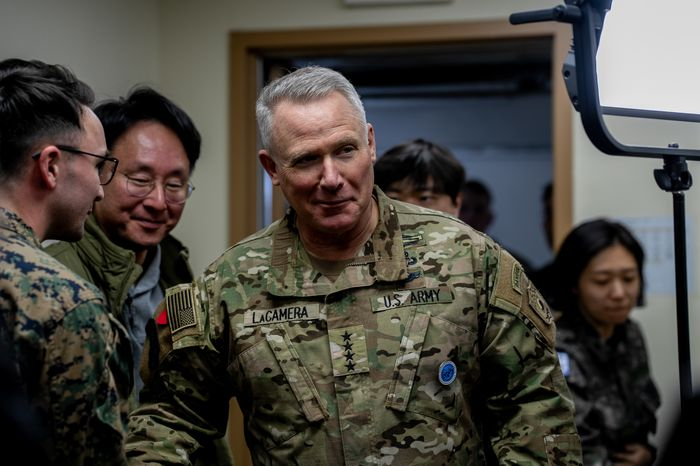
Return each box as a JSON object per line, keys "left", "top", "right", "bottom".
{"left": 611, "top": 443, "right": 653, "bottom": 466}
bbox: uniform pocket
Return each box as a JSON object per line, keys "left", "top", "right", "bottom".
{"left": 385, "top": 308, "right": 475, "bottom": 423}
{"left": 237, "top": 325, "right": 327, "bottom": 449}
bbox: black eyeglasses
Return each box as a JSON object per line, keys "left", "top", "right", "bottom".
{"left": 32, "top": 145, "right": 119, "bottom": 185}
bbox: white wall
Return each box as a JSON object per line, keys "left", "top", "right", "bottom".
{"left": 2, "top": 0, "right": 696, "bottom": 457}
{"left": 0, "top": 0, "right": 159, "bottom": 100}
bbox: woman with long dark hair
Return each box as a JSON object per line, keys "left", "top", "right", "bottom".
{"left": 553, "top": 218, "right": 660, "bottom": 466}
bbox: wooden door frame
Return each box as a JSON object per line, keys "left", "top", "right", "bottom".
{"left": 227, "top": 20, "right": 573, "bottom": 464}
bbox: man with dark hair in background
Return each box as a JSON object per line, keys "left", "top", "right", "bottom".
{"left": 531, "top": 182, "right": 556, "bottom": 305}
{"left": 460, "top": 178, "right": 535, "bottom": 276}
{"left": 0, "top": 58, "right": 129, "bottom": 465}
{"left": 459, "top": 179, "right": 494, "bottom": 233}
{"left": 374, "top": 138, "right": 465, "bottom": 217}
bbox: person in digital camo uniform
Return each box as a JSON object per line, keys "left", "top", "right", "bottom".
{"left": 552, "top": 219, "right": 660, "bottom": 465}
{"left": 0, "top": 58, "right": 130, "bottom": 465}
{"left": 127, "top": 66, "right": 582, "bottom": 465}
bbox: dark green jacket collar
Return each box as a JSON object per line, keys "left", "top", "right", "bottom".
{"left": 45, "top": 215, "right": 193, "bottom": 320}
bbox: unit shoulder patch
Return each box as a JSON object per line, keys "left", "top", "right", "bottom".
{"left": 521, "top": 282, "right": 555, "bottom": 347}
{"left": 489, "top": 249, "right": 555, "bottom": 347}
{"left": 489, "top": 249, "right": 524, "bottom": 314}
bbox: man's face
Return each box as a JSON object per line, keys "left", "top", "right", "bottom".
{"left": 258, "top": 92, "right": 377, "bottom": 239}
{"left": 459, "top": 192, "right": 493, "bottom": 233}
{"left": 93, "top": 121, "right": 190, "bottom": 254}
{"left": 384, "top": 176, "right": 460, "bottom": 216}
{"left": 49, "top": 107, "right": 106, "bottom": 241}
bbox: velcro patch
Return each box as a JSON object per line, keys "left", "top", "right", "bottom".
{"left": 329, "top": 325, "right": 369, "bottom": 376}
{"left": 489, "top": 250, "right": 524, "bottom": 314}
{"left": 244, "top": 304, "right": 321, "bottom": 327}
{"left": 371, "top": 286, "right": 453, "bottom": 312}
{"left": 522, "top": 283, "right": 555, "bottom": 347}
{"left": 528, "top": 286, "right": 553, "bottom": 324}
{"left": 512, "top": 261, "right": 523, "bottom": 295}
{"left": 166, "top": 285, "right": 197, "bottom": 335}
{"left": 489, "top": 249, "right": 555, "bottom": 347}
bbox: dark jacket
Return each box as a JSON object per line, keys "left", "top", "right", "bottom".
{"left": 556, "top": 308, "right": 660, "bottom": 465}
{"left": 45, "top": 215, "right": 193, "bottom": 323}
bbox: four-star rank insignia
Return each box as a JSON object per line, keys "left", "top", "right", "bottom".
{"left": 329, "top": 325, "right": 369, "bottom": 376}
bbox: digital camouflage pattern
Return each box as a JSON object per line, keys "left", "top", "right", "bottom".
{"left": 46, "top": 215, "right": 234, "bottom": 465}
{"left": 127, "top": 188, "right": 582, "bottom": 465}
{"left": 0, "top": 208, "right": 131, "bottom": 465}
{"left": 556, "top": 308, "right": 660, "bottom": 465}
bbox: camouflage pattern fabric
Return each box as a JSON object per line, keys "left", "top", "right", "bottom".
{"left": 556, "top": 309, "right": 660, "bottom": 465}
{"left": 127, "top": 188, "right": 582, "bottom": 465}
{"left": 46, "top": 215, "right": 234, "bottom": 465}
{"left": 0, "top": 208, "right": 131, "bottom": 465}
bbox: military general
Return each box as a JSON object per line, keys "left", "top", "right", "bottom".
{"left": 127, "top": 66, "right": 582, "bottom": 465}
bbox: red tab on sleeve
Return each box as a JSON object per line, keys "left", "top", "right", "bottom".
{"left": 155, "top": 308, "right": 168, "bottom": 325}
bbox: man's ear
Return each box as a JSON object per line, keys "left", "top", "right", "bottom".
{"left": 454, "top": 191, "right": 463, "bottom": 211}
{"left": 258, "top": 150, "right": 280, "bottom": 186}
{"left": 35, "top": 146, "right": 61, "bottom": 190}
{"left": 367, "top": 123, "right": 376, "bottom": 164}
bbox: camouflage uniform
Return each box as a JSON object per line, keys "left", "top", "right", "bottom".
{"left": 556, "top": 309, "right": 660, "bottom": 465}
{"left": 0, "top": 208, "right": 131, "bottom": 465}
{"left": 46, "top": 215, "right": 234, "bottom": 465}
{"left": 46, "top": 215, "right": 194, "bottom": 399}
{"left": 127, "top": 188, "right": 582, "bottom": 465}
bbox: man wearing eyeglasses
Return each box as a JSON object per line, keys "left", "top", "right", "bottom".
{"left": 45, "top": 85, "right": 233, "bottom": 463}
{"left": 0, "top": 58, "right": 129, "bottom": 464}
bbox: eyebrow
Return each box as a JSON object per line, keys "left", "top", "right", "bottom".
{"left": 122, "top": 164, "right": 188, "bottom": 177}
{"left": 590, "top": 267, "right": 638, "bottom": 275}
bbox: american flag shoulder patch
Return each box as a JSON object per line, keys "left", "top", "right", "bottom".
{"left": 166, "top": 284, "right": 198, "bottom": 335}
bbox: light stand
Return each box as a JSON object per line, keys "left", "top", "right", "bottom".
{"left": 510, "top": 0, "right": 696, "bottom": 410}
{"left": 654, "top": 153, "right": 693, "bottom": 405}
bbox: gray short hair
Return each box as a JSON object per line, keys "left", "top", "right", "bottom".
{"left": 256, "top": 66, "right": 367, "bottom": 152}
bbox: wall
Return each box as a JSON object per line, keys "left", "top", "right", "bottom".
{"left": 0, "top": 0, "right": 159, "bottom": 100}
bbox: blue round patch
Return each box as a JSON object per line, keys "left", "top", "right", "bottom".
{"left": 438, "top": 360, "right": 457, "bottom": 386}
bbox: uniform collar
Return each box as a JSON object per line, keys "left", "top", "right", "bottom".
{"left": 0, "top": 207, "right": 41, "bottom": 248}
{"left": 267, "top": 187, "right": 409, "bottom": 297}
